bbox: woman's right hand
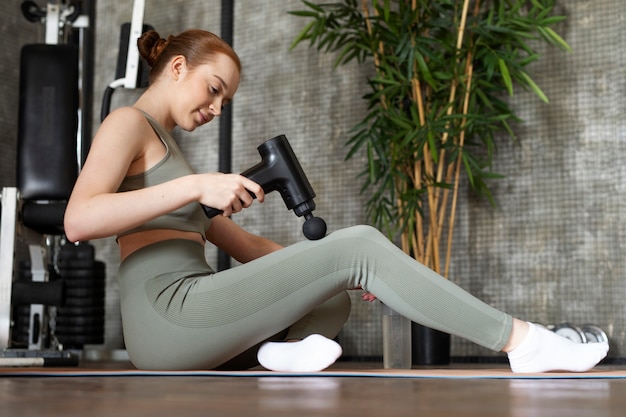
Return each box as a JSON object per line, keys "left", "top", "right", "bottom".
{"left": 196, "top": 172, "right": 265, "bottom": 217}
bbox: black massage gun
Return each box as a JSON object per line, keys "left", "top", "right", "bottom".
{"left": 201, "top": 135, "right": 327, "bottom": 240}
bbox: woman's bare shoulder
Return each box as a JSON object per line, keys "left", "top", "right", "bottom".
{"left": 95, "top": 107, "right": 152, "bottom": 144}
{"left": 102, "top": 106, "right": 148, "bottom": 127}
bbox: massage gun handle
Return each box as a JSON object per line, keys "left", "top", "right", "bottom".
{"left": 201, "top": 191, "right": 256, "bottom": 218}
{"left": 201, "top": 204, "right": 223, "bottom": 218}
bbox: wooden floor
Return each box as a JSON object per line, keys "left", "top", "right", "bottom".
{"left": 2, "top": 361, "right": 626, "bottom": 416}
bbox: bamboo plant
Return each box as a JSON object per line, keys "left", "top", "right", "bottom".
{"left": 290, "top": 0, "right": 570, "bottom": 277}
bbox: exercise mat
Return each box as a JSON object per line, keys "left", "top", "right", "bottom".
{"left": 1, "top": 365, "right": 625, "bottom": 379}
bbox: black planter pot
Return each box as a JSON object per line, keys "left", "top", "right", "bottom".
{"left": 411, "top": 322, "right": 451, "bottom": 365}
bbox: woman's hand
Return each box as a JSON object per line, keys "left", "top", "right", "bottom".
{"left": 361, "top": 292, "right": 377, "bottom": 302}
{"left": 351, "top": 285, "right": 377, "bottom": 302}
{"left": 197, "top": 173, "right": 265, "bottom": 217}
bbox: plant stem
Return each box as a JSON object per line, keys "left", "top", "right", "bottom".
{"left": 443, "top": 0, "right": 481, "bottom": 277}
{"left": 418, "top": 0, "right": 470, "bottom": 274}
{"left": 410, "top": 2, "right": 426, "bottom": 264}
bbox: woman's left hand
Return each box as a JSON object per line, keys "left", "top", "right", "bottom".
{"left": 361, "top": 292, "right": 377, "bottom": 302}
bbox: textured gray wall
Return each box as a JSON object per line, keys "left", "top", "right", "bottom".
{"left": 450, "top": 1, "right": 626, "bottom": 357}
{"left": 1, "top": 0, "right": 624, "bottom": 360}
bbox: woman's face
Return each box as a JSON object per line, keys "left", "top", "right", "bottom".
{"left": 172, "top": 53, "right": 240, "bottom": 132}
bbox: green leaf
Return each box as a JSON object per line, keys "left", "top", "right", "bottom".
{"left": 539, "top": 16, "right": 567, "bottom": 26}
{"left": 427, "top": 130, "right": 438, "bottom": 163}
{"left": 289, "top": 20, "right": 316, "bottom": 50}
{"left": 498, "top": 58, "right": 513, "bottom": 96}
{"left": 529, "top": 0, "right": 543, "bottom": 10}
{"left": 519, "top": 71, "right": 550, "bottom": 103}
{"left": 288, "top": 10, "right": 321, "bottom": 18}
{"left": 415, "top": 52, "right": 438, "bottom": 89}
{"left": 475, "top": 88, "right": 494, "bottom": 110}
{"left": 462, "top": 153, "right": 475, "bottom": 188}
{"left": 543, "top": 27, "right": 573, "bottom": 52}
{"left": 367, "top": 142, "right": 376, "bottom": 182}
{"left": 382, "top": 0, "right": 391, "bottom": 22}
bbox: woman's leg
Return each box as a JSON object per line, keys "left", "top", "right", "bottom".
{"left": 119, "top": 226, "right": 510, "bottom": 369}
{"left": 118, "top": 237, "right": 358, "bottom": 370}
{"left": 119, "top": 226, "right": 607, "bottom": 371}
{"left": 256, "top": 292, "right": 351, "bottom": 372}
{"left": 285, "top": 292, "right": 351, "bottom": 340}
{"left": 214, "top": 292, "right": 351, "bottom": 370}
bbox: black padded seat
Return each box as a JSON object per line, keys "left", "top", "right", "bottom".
{"left": 16, "top": 44, "right": 79, "bottom": 236}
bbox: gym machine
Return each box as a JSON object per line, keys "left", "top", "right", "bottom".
{"left": 0, "top": 0, "right": 102, "bottom": 366}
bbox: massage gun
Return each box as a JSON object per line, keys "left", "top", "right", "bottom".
{"left": 201, "top": 135, "right": 327, "bottom": 240}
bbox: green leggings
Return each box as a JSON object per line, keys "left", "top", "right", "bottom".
{"left": 118, "top": 225, "right": 512, "bottom": 370}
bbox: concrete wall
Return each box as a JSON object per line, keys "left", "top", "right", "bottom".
{"left": 1, "top": 0, "right": 624, "bottom": 359}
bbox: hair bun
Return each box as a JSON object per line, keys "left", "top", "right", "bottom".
{"left": 137, "top": 30, "right": 171, "bottom": 67}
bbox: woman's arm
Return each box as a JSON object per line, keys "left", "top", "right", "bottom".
{"left": 206, "top": 216, "right": 283, "bottom": 263}
{"left": 64, "top": 107, "right": 263, "bottom": 242}
{"left": 65, "top": 108, "right": 170, "bottom": 241}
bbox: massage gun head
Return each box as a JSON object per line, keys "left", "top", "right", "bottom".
{"left": 302, "top": 213, "right": 327, "bottom": 240}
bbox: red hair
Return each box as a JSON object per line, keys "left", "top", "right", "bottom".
{"left": 137, "top": 29, "right": 241, "bottom": 83}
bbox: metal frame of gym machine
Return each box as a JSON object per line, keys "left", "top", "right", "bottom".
{"left": 0, "top": 0, "right": 95, "bottom": 367}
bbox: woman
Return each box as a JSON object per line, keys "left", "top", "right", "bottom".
{"left": 64, "top": 29, "right": 608, "bottom": 372}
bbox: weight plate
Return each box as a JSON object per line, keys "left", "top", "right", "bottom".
{"left": 65, "top": 287, "right": 106, "bottom": 298}
{"left": 60, "top": 262, "right": 104, "bottom": 271}
{"left": 58, "top": 258, "right": 96, "bottom": 269}
{"left": 62, "top": 297, "right": 105, "bottom": 308}
{"left": 553, "top": 323, "right": 587, "bottom": 343}
{"left": 56, "top": 306, "right": 105, "bottom": 316}
{"left": 54, "top": 326, "right": 104, "bottom": 336}
{"left": 54, "top": 316, "right": 105, "bottom": 327}
{"left": 57, "top": 334, "right": 104, "bottom": 347}
{"left": 10, "top": 333, "right": 29, "bottom": 345}
{"left": 581, "top": 324, "right": 609, "bottom": 343}
{"left": 58, "top": 269, "right": 105, "bottom": 279}
{"left": 13, "top": 315, "right": 33, "bottom": 329}
{"left": 63, "top": 278, "right": 106, "bottom": 290}
{"left": 59, "top": 244, "right": 95, "bottom": 260}
{"left": 12, "top": 306, "right": 32, "bottom": 316}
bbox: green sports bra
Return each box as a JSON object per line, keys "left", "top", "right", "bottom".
{"left": 116, "top": 111, "right": 212, "bottom": 240}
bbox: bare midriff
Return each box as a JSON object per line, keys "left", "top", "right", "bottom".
{"left": 118, "top": 229, "right": 205, "bottom": 261}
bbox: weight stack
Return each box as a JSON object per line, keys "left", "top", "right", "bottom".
{"left": 11, "top": 263, "right": 65, "bottom": 348}
{"left": 10, "top": 305, "right": 35, "bottom": 348}
{"left": 11, "top": 244, "right": 106, "bottom": 350}
{"left": 55, "top": 244, "right": 106, "bottom": 349}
